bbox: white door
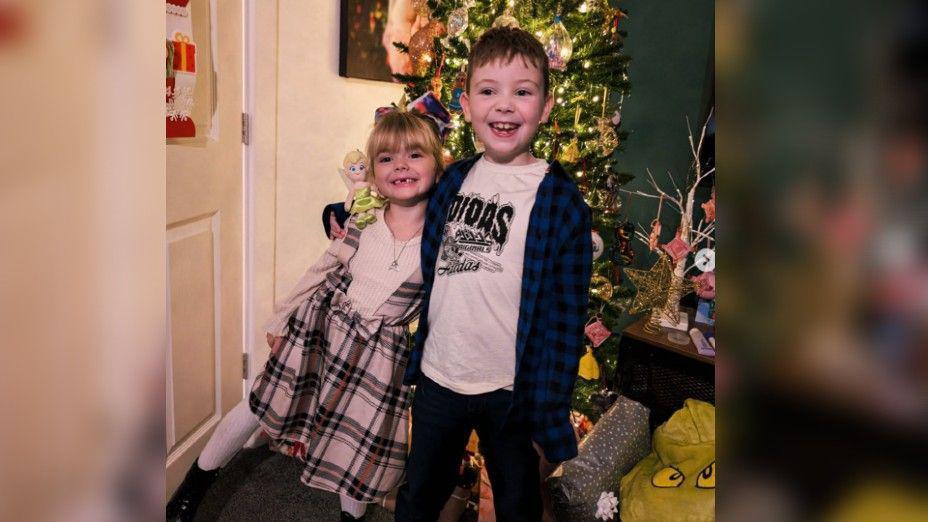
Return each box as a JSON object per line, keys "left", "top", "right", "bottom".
{"left": 166, "top": 0, "right": 243, "bottom": 496}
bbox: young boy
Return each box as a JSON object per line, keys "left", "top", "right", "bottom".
{"left": 396, "top": 27, "right": 592, "bottom": 521}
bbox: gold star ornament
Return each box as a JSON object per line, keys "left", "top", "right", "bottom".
{"left": 624, "top": 254, "right": 675, "bottom": 315}
{"left": 624, "top": 254, "right": 697, "bottom": 329}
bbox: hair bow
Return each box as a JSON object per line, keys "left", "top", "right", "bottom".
{"left": 375, "top": 92, "right": 453, "bottom": 140}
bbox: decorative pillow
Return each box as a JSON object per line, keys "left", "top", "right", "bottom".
{"left": 620, "top": 399, "right": 715, "bottom": 522}
{"left": 546, "top": 396, "right": 651, "bottom": 521}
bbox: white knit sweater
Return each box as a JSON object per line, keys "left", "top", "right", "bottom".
{"left": 265, "top": 209, "right": 421, "bottom": 335}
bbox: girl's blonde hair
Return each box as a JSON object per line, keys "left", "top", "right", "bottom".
{"left": 365, "top": 111, "right": 445, "bottom": 180}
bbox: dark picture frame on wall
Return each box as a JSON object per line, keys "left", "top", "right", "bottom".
{"left": 340, "top": 0, "right": 424, "bottom": 83}
{"left": 339, "top": 0, "right": 392, "bottom": 82}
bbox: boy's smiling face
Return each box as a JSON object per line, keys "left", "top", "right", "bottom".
{"left": 461, "top": 57, "right": 554, "bottom": 166}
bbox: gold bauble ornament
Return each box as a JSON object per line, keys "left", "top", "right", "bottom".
{"left": 560, "top": 138, "right": 581, "bottom": 163}
{"left": 409, "top": 21, "right": 445, "bottom": 76}
{"left": 590, "top": 274, "right": 614, "bottom": 301}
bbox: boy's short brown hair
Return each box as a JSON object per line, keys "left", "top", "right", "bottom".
{"left": 466, "top": 26, "right": 550, "bottom": 94}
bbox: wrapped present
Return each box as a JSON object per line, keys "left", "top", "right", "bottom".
{"left": 171, "top": 32, "right": 196, "bottom": 73}
{"left": 546, "top": 396, "right": 651, "bottom": 522}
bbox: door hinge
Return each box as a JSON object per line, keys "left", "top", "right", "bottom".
{"left": 242, "top": 353, "right": 249, "bottom": 380}
{"left": 241, "top": 112, "right": 251, "bottom": 145}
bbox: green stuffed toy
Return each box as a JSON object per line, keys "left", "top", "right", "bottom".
{"left": 339, "top": 149, "right": 386, "bottom": 230}
{"left": 619, "top": 399, "right": 715, "bottom": 522}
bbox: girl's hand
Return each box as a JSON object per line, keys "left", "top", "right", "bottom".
{"left": 329, "top": 213, "right": 347, "bottom": 240}
{"left": 266, "top": 333, "right": 284, "bottom": 355}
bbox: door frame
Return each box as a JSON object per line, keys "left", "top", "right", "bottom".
{"left": 242, "top": 0, "right": 256, "bottom": 392}
{"left": 242, "top": 0, "right": 277, "bottom": 390}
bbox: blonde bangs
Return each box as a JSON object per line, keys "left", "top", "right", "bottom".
{"left": 366, "top": 111, "right": 445, "bottom": 177}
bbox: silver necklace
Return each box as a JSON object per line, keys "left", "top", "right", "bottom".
{"left": 390, "top": 237, "right": 413, "bottom": 271}
{"left": 388, "top": 224, "right": 423, "bottom": 271}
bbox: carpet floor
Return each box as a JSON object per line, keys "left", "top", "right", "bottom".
{"left": 192, "top": 446, "right": 395, "bottom": 522}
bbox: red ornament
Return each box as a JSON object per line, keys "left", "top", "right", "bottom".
{"left": 691, "top": 270, "right": 716, "bottom": 299}
{"left": 702, "top": 190, "right": 716, "bottom": 222}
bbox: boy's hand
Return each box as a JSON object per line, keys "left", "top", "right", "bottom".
{"left": 329, "top": 213, "right": 347, "bottom": 240}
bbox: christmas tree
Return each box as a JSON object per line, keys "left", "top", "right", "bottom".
{"left": 394, "top": 0, "right": 634, "bottom": 421}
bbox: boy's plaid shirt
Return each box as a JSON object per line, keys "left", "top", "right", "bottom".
{"left": 405, "top": 154, "right": 593, "bottom": 463}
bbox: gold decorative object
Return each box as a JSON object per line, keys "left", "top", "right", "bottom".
{"left": 624, "top": 254, "right": 693, "bottom": 333}
{"left": 560, "top": 138, "right": 581, "bottom": 163}
{"left": 625, "top": 255, "right": 673, "bottom": 314}
{"left": 409, "top": 21, "right": 445, "bottom": 76}
{"left": 595, "top": 117, "right": 619, "bottom": 156}
{"left": 411, "top": 0, "right": 431, "bottom": 18}
{"left": 590, "top": 274, "right": 614, "bottom": 301}
{"left": 492, "top": 8, "right": 520, "bottom": 28}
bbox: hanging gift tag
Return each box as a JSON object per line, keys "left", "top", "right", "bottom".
{"left": 585, "top": 317, "right": 612, "bottom": 347}
{"left": 661, "top": 236, "right": 691, "bottom": 264}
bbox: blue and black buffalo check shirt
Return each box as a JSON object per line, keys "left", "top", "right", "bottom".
{"left": 405, "top": 154, "right": 593, "bottom": 463}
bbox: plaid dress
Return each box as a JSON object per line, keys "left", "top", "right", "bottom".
{"left": 249, "top": 220, "right": 423, "bottom": 501}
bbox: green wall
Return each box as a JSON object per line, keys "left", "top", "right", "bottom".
{"left": 612, "top": 0, "right": 714, "bottom": 328}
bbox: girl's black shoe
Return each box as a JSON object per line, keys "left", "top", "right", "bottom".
{"left": 340, "top": 511, "right": 366, "bottom": 521}
{"left": 166, "top": 459, "right": 219, "bottom": 522}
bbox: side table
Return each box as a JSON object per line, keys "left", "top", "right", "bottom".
{"left": 616, "top": 309, "right": 716, "bottom": 430}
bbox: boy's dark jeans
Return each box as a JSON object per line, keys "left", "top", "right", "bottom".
{"left": 396, "top": 376, "right": 541, "bottom": 521}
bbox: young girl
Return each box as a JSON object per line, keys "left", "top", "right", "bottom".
{"left": 166, "top": 102, "right": 448, "bottom": 522}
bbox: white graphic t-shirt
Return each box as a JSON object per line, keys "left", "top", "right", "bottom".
{"left": 422, "top": 156, "right": 549, "bottom": 394}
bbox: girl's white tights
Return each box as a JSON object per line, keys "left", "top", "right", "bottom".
{"left": 339, "top": 495, "right": 368, "bottom": 518}
{"left": 198, "top": 400, "right": 261, "bottom": 470}
{"left": 198, "top": 399, "right": 368, "bottom": 519}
